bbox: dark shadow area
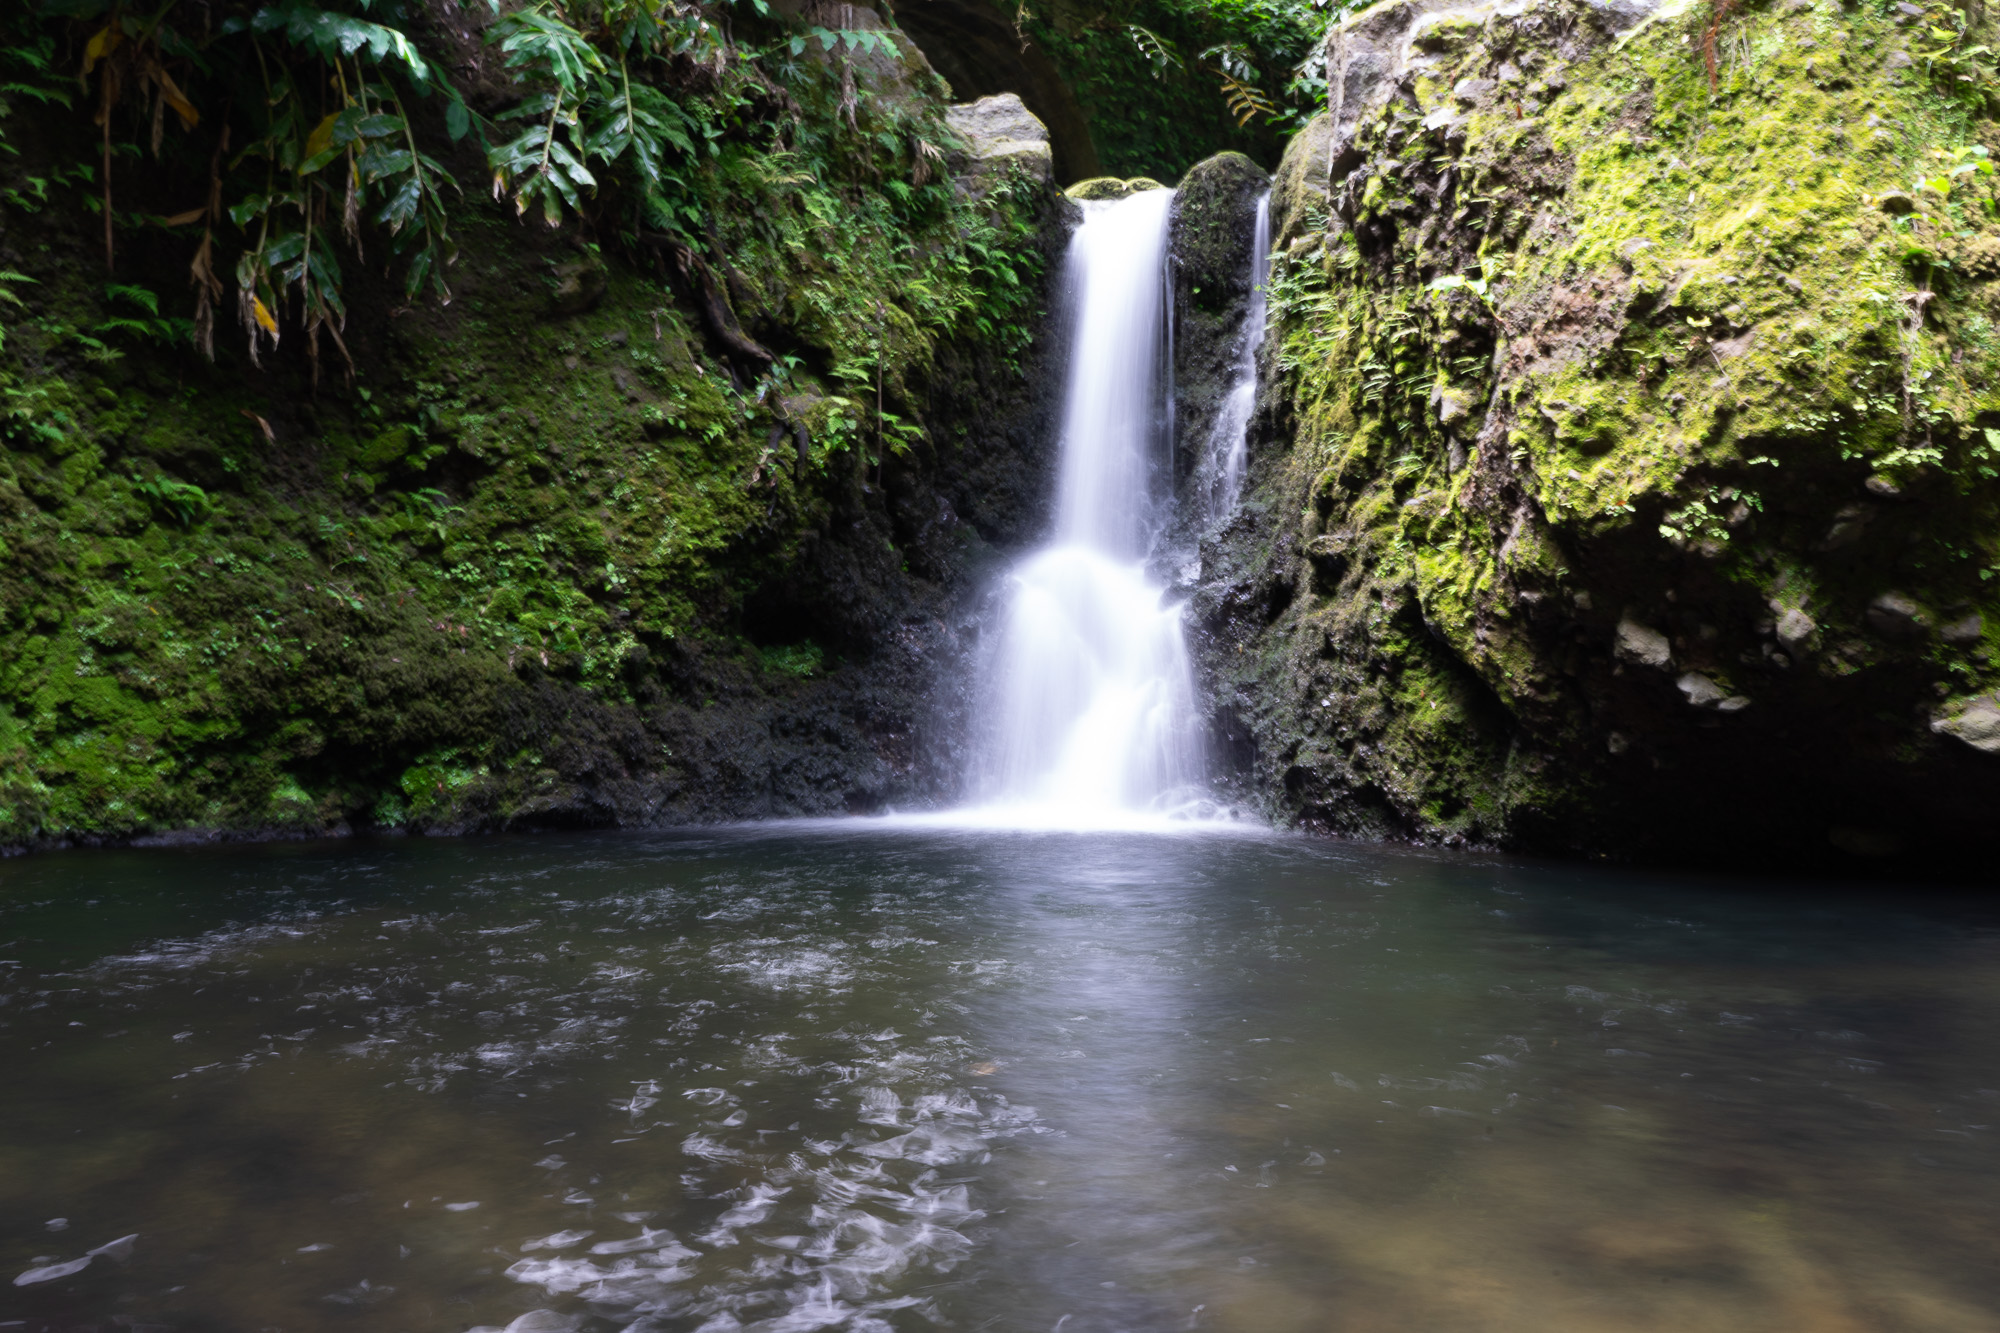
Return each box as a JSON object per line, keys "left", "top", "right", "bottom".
{"left": 895, "top": 0, "right": 1102, "bottom": 183}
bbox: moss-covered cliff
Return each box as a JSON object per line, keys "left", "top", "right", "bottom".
{"left": 1198, "top": 0, "right": 2000, "bottom": 872}
{"left": 0, "top": 3, "right": 1070, "bottom": 848}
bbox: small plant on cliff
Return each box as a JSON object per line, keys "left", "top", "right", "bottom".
{"left": 1915, "top": 2, "right": 2000, "bottom": 113}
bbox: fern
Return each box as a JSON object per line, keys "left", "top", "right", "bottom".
{"left": 0, "top": 269, "right": 34, "bottom": 353}
{"left": 1216, "top": 69, "right": 1280, "bottom": 127}
{"left": 132, "top": 471, "right": 212, "bottom": 526}
{"left": 1127, "top": 25, "right": 1183, "bottom": 79}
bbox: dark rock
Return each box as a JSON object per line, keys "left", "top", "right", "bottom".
{"left": 1941, "top": 611, "right": 1985, "bottom": 645}
{"left": 1820, "top": 502, "right": 1876, "bottom": 548}
{"left": 1830, "top": 826, "right": 1903, "bottom": 857}
{"left": 1865, "top": 591, "right": 1930, "bottom": 637}
{"left": 1615, "top": 616, "right": 1673, "bottom": 669}
{"left": 550, "top": 256, "right": 607, "bottom": 315}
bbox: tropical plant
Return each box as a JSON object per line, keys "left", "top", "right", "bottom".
{"left": 4, "top": 0, "right": 847, "bottom": 385}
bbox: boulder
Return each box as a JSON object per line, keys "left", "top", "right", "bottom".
{"left": 1189, "top": 0, "right": 2000, "bottom": 875}
{"left": 1941, "top": 611, "right": 1985, "bottom": 645}
{"left": 1932, "top": 698, "right": 2000, "bottom": 755}
{"left": 1170, "top": 153, "right": 1269, "bottom": 300}
{"left": 1865, "top": 590, "right": 1931, "bottom": 638}
{"left": 1614, "top": 616, "right": 1672, "bottom": 670}
{"left": 1164, "top": 151, "right": 1272, "bottom": 543}
{"left": 946, "top": 93, "right": 1053, "bottom": 190}
{"left": 891, "top": 0, "right": 1100, "bottom": 183}
{"left": 1065, "top": 176, "right": 1168, "bottom": 201}
{"left": 1775, "top": 606, "right": 1818, "bottom": 654}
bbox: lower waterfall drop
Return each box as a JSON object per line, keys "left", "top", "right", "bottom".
{"left": 972, "top": 188, "right": 1204, "bottom": 822}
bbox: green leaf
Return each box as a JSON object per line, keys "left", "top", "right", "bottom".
{"left": 251, "top": 2, "right": 435, "bottom": 85}
{"left": 492, "top": 10, "right": 604, "bottom": 92}
{"left": 378, "top": 176, "right": 423, "bottom": 233}
{"left": 104, "top": 282, "right": 160, "bottom": 315}
{"left": 264, "top": 231, "right": 307, "bottom": 265}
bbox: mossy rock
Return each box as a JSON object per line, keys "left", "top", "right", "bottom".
{"left": 1200, "top": 0, "right": 2000, "bottom": 876}
{"left": 1170, "top": 152, "right": 1268, "bottom": 309}
{"left": 1066, "top": 177, "right": 1132, "bottom": 201}
{"left": 1065, "top": 176, "right": 1169, "bottom": 201}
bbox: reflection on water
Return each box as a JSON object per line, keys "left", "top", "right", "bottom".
{"left": 2, "top": 827, "right": 1997, "bottom": 1332}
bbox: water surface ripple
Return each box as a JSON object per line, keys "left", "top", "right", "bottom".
{"left": 2, "top": 827, "right": 1997, "bottom": 1332}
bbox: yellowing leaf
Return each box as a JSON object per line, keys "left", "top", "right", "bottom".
{"left": 81, "top": 24, "right": 122, "bottom": 78}
{"left": 305, "top": 112, "right": 340, "bottom": 165}
{"left": 158, "top": 71, "right": 199, "bottom": 130}
{"left": 161, "top": 207, "right": 207, "bottom": 227}
{"left": 252, "top": 296, "right": 278, "bottom": 334}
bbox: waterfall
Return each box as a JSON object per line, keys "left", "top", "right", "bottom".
{"left": 970, "top": 189, "right": 1204, "bottom": 822}
{"left": 1203, "top": 190, "right": 1272, "bottom": 523}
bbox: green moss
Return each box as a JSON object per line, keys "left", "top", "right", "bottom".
{"left": 0, "top": 44, "right": 1056, "bottom": 846}
{"left": 759, "top": 642, "right": 826, "bottom": 679}
{"left": 1228, "top": 0, "right": 2000, "bottom": 857}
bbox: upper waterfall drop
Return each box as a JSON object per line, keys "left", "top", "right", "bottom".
{"left": 969, "top": 188, "right": 1205, "bottom": 824}
{"left": 1051, "top": 189, "right": 1177, "bottom": 556}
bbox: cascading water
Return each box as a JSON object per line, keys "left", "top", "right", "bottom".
{"left": 971, "top": 189, "right": 1204, "bottom": 821}
{"left": 1202, "top": 190, "right": 1272, "bottom": 523}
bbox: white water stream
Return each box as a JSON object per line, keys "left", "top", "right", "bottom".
{"left": 971, "top": 190, "right": 1204, "bottom": 822}
{"left": 1204, "top": 191, "right": 1272, "bottom": 522}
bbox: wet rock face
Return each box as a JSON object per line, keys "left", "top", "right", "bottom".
{"left": 1171, "top": 154, "right": 1269, "bottom": 321}
{"left": 1194, "top": 0, "right": 2000, "bottom": 874}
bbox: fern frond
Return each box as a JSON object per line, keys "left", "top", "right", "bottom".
{"left": 1217, "top": 71, "right": 1279, "bottom": 128}
{"left": 1126, "top": 25, "right": 1182, "bottom": 79}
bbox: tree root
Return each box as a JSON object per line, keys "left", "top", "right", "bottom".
{"left": 639, "top": 232, "right": 775, "bottom": 373}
